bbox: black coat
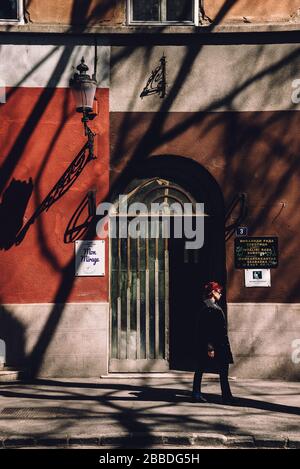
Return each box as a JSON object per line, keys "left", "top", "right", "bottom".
{"left": 195, "top": 299, "right": 234, "bottom": 373}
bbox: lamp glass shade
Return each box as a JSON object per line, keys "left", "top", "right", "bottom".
{"left": 72, "top": 81, "right": 97, "bottom": 113}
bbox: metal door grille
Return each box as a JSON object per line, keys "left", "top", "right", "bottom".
{"left": 109, "top": 217, "right": 169, "bottom": 372}
{"left": 109, "top": 177, "right": 198, "bottom": 373}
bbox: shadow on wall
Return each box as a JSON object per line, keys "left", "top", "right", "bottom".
{"left": 14, "top": 142, "right": 94, "bottom": 247}
{"left": 232, "top": 354, "right": 300, "bottom": 381}
{"left": 64, "top": 191, "right": 96, "bottom": 244}
{"left": 3, "top": 0, "right": 296, "bottom": 381}
{"left": 228, "top": 302, "right": 300, "bottom": 381}
{"left": 0, "top": 305, "right": 26, "bottom": 369}
{"left": 0, "top": 178, "right": 33, "bottom": 250}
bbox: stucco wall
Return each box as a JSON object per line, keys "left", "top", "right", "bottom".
{"left": 1, "top": 301, "right": 299, "bottom": 379}
{"left": 0, "top": 303, "right": 109, "bottom": 377}
{"left": 228, "top": 303, "right": 300, "bottom": 380}
{"left": 108, "top": 41, "right": 300, "bottom": 380}
{"left": 0, "top": 41, "right": 110, "bottom": 305}
{"left": 110, "top": 44, "right": 300, "bottom": 304}
{"left": 23, "top": 1, "right": 300, "bottom": 27}
{"left": 25, "top": 0, "right": 124, "bottom": 26}
{"left": 0, "top": 38, "right": 111, "bottom": 378}
{"left": 1, "top": 35, "right": 300, "bottom": 379}
{"left": 110, "top": 44, "right": 300, "bottom": 113}
{"left": 202, "top": 0, "right": 300, "bottom": 24}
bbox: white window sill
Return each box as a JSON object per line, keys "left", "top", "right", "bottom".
{"left": 128, "top": 22, "right": 195, "bottom": 26}
{"left": 0, "top": 19, "right": 24, "bottom": 25}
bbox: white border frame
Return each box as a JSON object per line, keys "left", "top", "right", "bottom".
{"left": 0, "top": 0, "right": 24, "bottom": 25}
{"left": 127, "top": 0, "right": 199, "bottom": 26}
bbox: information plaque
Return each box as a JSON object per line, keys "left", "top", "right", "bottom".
{"left": 235, "top": 237, "right": 278, "bottom": 269}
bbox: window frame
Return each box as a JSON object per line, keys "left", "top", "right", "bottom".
{"left": 0, "top": 0, "right": 24, "bottom": 24}
{"left": 127, "top": 0, "right": 199, "bottom": 26}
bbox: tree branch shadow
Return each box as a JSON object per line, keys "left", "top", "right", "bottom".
{"left": 3, "top": 0, "right": 299, "bottom": 441}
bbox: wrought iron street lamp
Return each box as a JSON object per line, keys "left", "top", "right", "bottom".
{"left": 69, "top": 57, "right": 97, "bottom": 159}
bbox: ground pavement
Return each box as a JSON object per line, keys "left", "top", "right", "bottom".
{"left": 0, "top": 375, "right": 299, "bottom": 448}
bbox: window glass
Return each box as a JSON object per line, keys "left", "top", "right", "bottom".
{"left": 166, "top": 0, "right": 193, "bottom": 21}
{"left": 0, "top": 0, "right": 18, "bottom": 20}
{"left": 132, "top": 0, "right": 160, "bottom": 22}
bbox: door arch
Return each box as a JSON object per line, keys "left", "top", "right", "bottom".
{"left": 109, "top": 155, "right": 226, "bottom": 372}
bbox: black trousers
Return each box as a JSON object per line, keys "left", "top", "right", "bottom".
{"left": 192, "top": 364, "right": 232, "bottom": 397}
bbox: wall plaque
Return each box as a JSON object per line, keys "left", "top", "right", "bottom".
{"left": 75, "top": 240, "right": 105, "bottom": 276}
{"left": 235, "top": 237, "right": 278, "bottom": 269}
{"left": 245, "top": 269, "right": 271, "bottom": 287}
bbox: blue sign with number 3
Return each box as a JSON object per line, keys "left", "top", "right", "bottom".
{"left": 236, "top": 227, "right": 248, "bottom": 236}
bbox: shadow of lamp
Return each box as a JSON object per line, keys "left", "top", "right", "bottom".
{"left": 69, "top": 57, "right": 97, "bottom": 160}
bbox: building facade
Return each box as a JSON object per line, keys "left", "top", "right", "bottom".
{"left": 1, "top": 0, "right": 300, "bottom": 379}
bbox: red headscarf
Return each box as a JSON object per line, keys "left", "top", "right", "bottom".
{"left": 204, "top": 281, "right": 223, "bottom": 298}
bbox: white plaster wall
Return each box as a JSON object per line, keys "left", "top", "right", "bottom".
{"left": 228, "top": 303, "right": 300, "bottom": 379}
{"left": 0, "top": 43, "right": 110, "bottom": 88}
{"left": 1, "top": 301, "right": 299, "bottom": 379}
{"left": 0, "top": 302, "right": 109, "bottom": 377}
{"left": 111, "top": 44, "right": 300, "bottom": 112}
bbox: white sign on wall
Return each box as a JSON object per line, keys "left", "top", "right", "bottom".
{"left": 245, "top": 269, "right": 271, "bottom": 287}
{"left": 75, "top": 240, "right": 105, "bottom": 277}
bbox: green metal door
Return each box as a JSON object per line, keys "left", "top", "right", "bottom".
{"left": 109, "top": 216, "right": 169, "bottom": 372}
{"left": 109, "top": 177, "right": 200, "bottom": 372}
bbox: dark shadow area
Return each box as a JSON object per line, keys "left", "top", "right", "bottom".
{"left": 0, "top": 380, "right": 299, "bottom": 417}
{"left": 14, "top": 142, "right": 94, "bottom": 247}
{"left": 203, "top": 392, "right": 300, "bottom": 415}
{"left": 0, "top": 0, "right": 18, "bottom": 20}
{"left": 64, "top": 191, "right": 96, "bottom": 244}
{"left": 0, "top": 178, "right": 33, "bottom": 250}
{"left": 0, "top": 46, "right": 77, "bottom": 195}
{"left": 22, "top": 211, "right": 100, "bottom": 379}
{"left": 11, "top": 377, "right": 193, "bottom": 391}
{"left": 109, "top": 40, "right": 300, "bottom": 308}
{"left": 108, "top": 155, "right": 227, "bottom": 372}
{"left": 225, "top": 193, "right": 248, "bottom": 241}
{"left": 0, "top": 386, "right": 189, "bottom": 403}
{"left": 0, "top": 305, "right": 26, "bottom": 368}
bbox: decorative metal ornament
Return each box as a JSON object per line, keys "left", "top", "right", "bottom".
{"left": 140, "top": 55, "right": 167, "bottom": 99}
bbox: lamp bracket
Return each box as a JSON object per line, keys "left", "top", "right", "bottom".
{"left": 85, "top": 123, "right": 96, "bottom": 161}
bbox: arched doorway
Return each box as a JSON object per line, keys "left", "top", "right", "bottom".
{"left": 109, "top": 156, "right": 226, "bottom": 373}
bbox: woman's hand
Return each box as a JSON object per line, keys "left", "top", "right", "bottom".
{"left": 208, "top": 350, "right": 215, "bottom": 358}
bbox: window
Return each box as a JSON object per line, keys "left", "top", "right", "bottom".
{"left": 0, "top": 0, "right": 21, "bottom": 22}
{"left": 128, "top": 0, "right": 198, "bottom": 25}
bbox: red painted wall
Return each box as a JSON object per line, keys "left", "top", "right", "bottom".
{"left": 110, "top": 110, "right": 300, "bottom": 303}
{"left": 0, "top": 88, "right": 110, "bottom": 304}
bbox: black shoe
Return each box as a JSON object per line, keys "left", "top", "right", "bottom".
{"left": 222, "top": 395, "right": 236, "bottom": 405}
{"left": 192, "top": 392, "right": 207, "bottom": 403}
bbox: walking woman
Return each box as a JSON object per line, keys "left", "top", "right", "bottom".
{"left": 192, "top": 281, "right": 235, "bottom": 405}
